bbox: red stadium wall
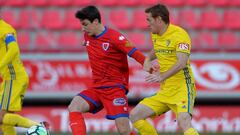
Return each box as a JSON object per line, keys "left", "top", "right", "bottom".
{"left": 23, "top": 58, "right": 240, "bottom": 98}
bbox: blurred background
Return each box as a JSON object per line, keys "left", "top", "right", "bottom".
{"left": 1, "top": 0, "right": 240, "bottom": 134}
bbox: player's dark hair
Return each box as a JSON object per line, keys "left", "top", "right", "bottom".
{"left": 75, "top": 6, "right": 101, "bottom": 23}
{"left": 145, "top": 4, "right": 169, "bottom": 24}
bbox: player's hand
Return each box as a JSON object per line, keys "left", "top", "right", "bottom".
{"left": 143, "top": 58, "right": 152, "bottom": 73}
{"left": 145, "top": 71, "right": 164, "bottom": 83}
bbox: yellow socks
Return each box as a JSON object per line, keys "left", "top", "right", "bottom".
{"left": 184, "top": 128, "right": 199, "bottom": 135}
{"left": 1, "top": 125, "right": 17, "bottom": 135}
{"left": 2, "top": 113, "right": 38, "bottom": 128}
{"left": 133, "top": 120, "right": 158, "bottom": 135}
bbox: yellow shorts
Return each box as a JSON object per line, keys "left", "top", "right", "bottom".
{"left": 0, "top": 77, "right": 29, "bottom": 112}
{"left": 140, "top": 83, "right": 196, "bottom": 117}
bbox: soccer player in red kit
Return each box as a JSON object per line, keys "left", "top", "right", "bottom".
{"left": 68, "top": 6, "right": 145, "bottom": 135}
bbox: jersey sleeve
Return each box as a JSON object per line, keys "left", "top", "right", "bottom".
{"left": 175, "top": 32, "right": 191, "bottom": 55}
{"left": 0, "top": 33, "right": 19, "bottom": 71}
{"left": 111, "top": 31, "right": 137, "bottom": 57}
{"left": 4, "top": 33, "right": 16, "bottom": 45}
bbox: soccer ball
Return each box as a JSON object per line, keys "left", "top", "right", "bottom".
{"left": 26, "top": 124, "right": 48, "bottom": 135}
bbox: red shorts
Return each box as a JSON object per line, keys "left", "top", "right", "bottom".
{"left": 78, "top": 85, "right": 129, "bottom": 120}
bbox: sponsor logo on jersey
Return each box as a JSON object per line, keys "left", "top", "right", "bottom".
{"left": 182, "top": 105, "right": 187, "bottom": 109}
{"left": 119, "top": 35, "right": 125, "bottom": 40}
{"left": 166, "top": 40, "right": 171, "bottom": 46}
{"left": 102, "top": 43, "right": 110, "bottom": 51}
{"left": 178, "top": 43, "right": 189, "bottom": 50}
{"left": 125, "top": 41, "right": 133, "bottom": 47}
{"left": 113, "top": 98, "right": 126, "bottom": 106}
{"left": 83, "top": 41, "right": 89, "bottom": 46}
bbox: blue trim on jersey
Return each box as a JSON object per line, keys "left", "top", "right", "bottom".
{"left": 5, "top": 34, "right": 16, "bottom": 45}
{"left": 78, "top": 93, "right": 99, "bottom": 108}
{"left": 95, "top": 26, "right": 107, "bottom": 38}
{"left": 6, "top": 80, "right": 13, "bottom": 111}
{"left": 128, "top": 47, "right": 137, "bottom": 57}
{"left": 95, "top": 84, "right": 128, "bottom": 94}
{"left": 106, "top": 114, "right": 129, "bottom": 120}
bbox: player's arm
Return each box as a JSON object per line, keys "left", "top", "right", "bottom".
{"left": 113, "top": 34, "right": 145, "bottom": 66}
{"left": 146, "top": 52, "right": 188, "bottom": 83}
{"left": 144, "top": 49, "right": 157, "bottom": 73}
{"left": 0, "top": 34, "right": 19, "bottom": 71}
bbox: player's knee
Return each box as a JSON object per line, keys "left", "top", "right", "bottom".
{"left": 177, "top": 113, "right": 192, "bottom": 131}
{"left": 129, "top": 109, "right": 140, "bottom": 123}
{"left": 118, "top": 125, "right": 131, "bottom": 135}
{"left": 68, "top": 100, "right": 79, "bottom": 112}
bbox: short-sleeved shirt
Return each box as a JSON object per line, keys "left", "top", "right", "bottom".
{"left": 150, "top": 24, "right": 196, "bottom": 104}
{"left": 84, "top": 27, "right": 138, "bottom": 90}
{"left": 151, "top": 24, "right": 195, "bottom": 84}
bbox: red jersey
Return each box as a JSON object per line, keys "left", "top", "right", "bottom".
{"left": 84, "top": 27, "right": 139, "bottom": 90}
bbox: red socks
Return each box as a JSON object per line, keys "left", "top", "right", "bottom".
{"left": 69, "top": 112, "right": 86, "bottom": 135}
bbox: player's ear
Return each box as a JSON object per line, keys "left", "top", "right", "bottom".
{"left": 93, "top": 18, "right": 100, "bottom": 25}
{"left": 155, "top": 16, "right": 162, "bottom": 24}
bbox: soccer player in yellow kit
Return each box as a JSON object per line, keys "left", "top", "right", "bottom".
{"left": 130, "top": 4, "right": 199, "bottom": 135}
{"left": 0, "top": 19, "right": 49, "bottom": 134}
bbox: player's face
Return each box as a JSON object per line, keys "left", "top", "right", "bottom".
{"left": 146, "top": 13, "right": 162, "bottom": 34}
{"left": 80, "top": 19, "right": 97, "bottom": 36}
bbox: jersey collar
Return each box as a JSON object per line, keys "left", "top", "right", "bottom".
{"left": 95, "top": 26, "right": 107, "bottom": 38}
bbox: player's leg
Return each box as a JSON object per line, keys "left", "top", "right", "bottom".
{"left": 68, "top": 89, "right": 102, "bottom": 135}
{"left": 114, "top": 117, "right": 132, "bottom": 135}
{"left": 173, "top": 84, "right": 199, "bottom": 135}
{"left": 130, "top": 94, "right": 170, "bottom": 135}
{"left": 177, "top": 112, "right": 199, "bottom": 135}
{"left": 130, "top": 104, "right": 158, "bottom": 135}
{"left": 0, "top": 79, "right": 38, "bottom": 132}
{"left": 1, "top": 124, "right": 16, "bottom": 135}
{"left": 99, "top": 87, "right": 134, "bottom": 135}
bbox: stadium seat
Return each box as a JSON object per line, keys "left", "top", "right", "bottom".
{"left": 118, "top": 0, "right": 139, "bottom": 6}
{"left": 217, "top": 32, "right": 238, "bottom": 48}
{"left": 229, "top": 0, "right": 240, "bottom": 6}
{"left": 1, "top": 10, "right": 19, "bottom": 28}
{"left": 208, "top": 0, "right": 229, "bottom": 6}
{"left": 185, "top": 0, "right": 206, "bottom": 6}
{"left": 41, "top": 10, "right": 64, "bottom": 29}
{"left": 200, "top": 10, "right": 223, "bottom": 29}
{"left": 197, "top": 31, "right": 216, "bottom": 48}
{"left": 49, "top": 0, "right": 72, "bottom": 6}
{"left": 17, "top": 31, "right": 30, "bottom": 50}
{"left": 72, "top": 0, "right": 93, "bottom": 6}
{"left": 35, "top": 32, "right": 58, "bottom": 50}
{"left": 64, "top": 10, "right": 82, "bottom": 30}
{"left": 27, "top": 0, "right": 48, "bottom": 6}
{"left": 109, "top": 10, "right": 132, "bottom": 30}
{"left": 20, "top": 10, "right": 41, "bottom": 29}
{"left": 96, "top": 0, "right": 117, "bottom": 6}
{"left": 132, "top": 10, "right": 148, "bottom": 29}
{"left": 4, "top": 0, "right": 26, "bottom": 6}
{"left": 179, "top": 10, "right": 201, "bottom": 29}
{"left": 224, "top": 10, "right": 240, "bottom": 29}
{"left": 161, "top": 0, "right": 185, "bottom": 6}
{"left": 57, "top": 32, "right": 82, "bottom": 48}
{"left": 127, "top": 32, "right": 147, "bottom": 50}
{"left": 140, "top": 0, "right": 159, "bottom": 5}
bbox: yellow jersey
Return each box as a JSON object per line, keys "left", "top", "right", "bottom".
{"left": 152, "top": 24, "right": 195, "bottom": 85}
{"left": 0, "top": 19, "right": 28, "bottom": 80}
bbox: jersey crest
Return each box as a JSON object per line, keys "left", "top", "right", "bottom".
{"left": 102, "top": 43, "right": 110, "bottom": 51}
